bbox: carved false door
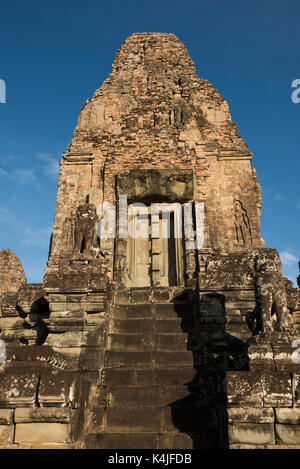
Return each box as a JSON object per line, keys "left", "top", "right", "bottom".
{"left": 151, "top": 208, "right": 183, "bottom": 287}
{"left": 127, "top": 205, "right": 151, "bottom": 287}
{"left": 127, "top": 204, "right": 184, "bottom": 288}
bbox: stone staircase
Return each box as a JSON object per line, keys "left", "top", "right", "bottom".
{"left": 84, "top": 288, "right": 226, "bottom": 449}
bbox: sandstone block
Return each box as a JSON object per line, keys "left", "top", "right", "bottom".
{"left": 0, "top": 371, "right": 40, "bottom": 407}
{"left": 45, "top": 331, "right": 83, "bottom": 348}
{"left": 0, "top": 409, "right": 13, "bottom": 425}
{"left": 15, "top": 423, "right": 70, "bottom": 444}
{"left": 105, "top": 406, "right": 161, "bottom": 433}
{"left": 275, "top": 424, "right": 300, "bottom": 445}
{"left": 227, "top": 408, "right": 274, "bottom": 424}
{"left": 228, "top": 423, "right": 275, "bottom": 445}
{"left": 0, "top": 250, "right": 26, "bottom": 296}
{"left": 0, "top": 425, "right": 13, "bottom": 444}
{"left": 14, "top": 407, "right": 73, "bottom": 423}
{"left": 261, "top": 373, "right": 292, "bottom": 407}
{"left": 293, "top": 373, "right": 300, "bottom": 407}
{"left": 275, "top": 408, "right": 300, "bottom": 424}
{"left": 226, "top": 371, "right": 263, "bottom": 407}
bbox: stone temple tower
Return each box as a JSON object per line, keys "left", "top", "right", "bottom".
{"left": 0, "top": 33, "right": 299, "bottom": 449}
{"left": 46, "top": 32, "right": 263, "bottom": 289}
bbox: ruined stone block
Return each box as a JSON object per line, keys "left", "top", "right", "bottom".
{"left": 14, "top": 407, "right": 73, "bottom": 423}
{"left": 38, "top": 370, "right": 75, "bottom": 407}
{"left": 0, "top": 409, "right": 13, "bottom": 425}
{"left": 292, "top": 373, "right": 300, "bottom": 407}
{"left": 227, "top": 407, "right": 274, "bottom": 424}
{"left": 15, "top": 423, "right": 70, "bottom": 444}
{"left": 0, "top": 250, "right": 26, "bottom": 296}
{"left": 0, "top": 425, "right": 14, "bottom": 445}
{"left": 228, "top": 423, "right": 275, "bottom": 445}
{"left": 248, "top": 342, "right": 275, "bottom": 371}
{"left": 226, "top": 372, "right": 263, "bottom": 407}
{"left": 0, "top": 370, "right": 40, "bottom": 408}
{"left": 275, "top": 408, "right": 300, "bottom": 424}
{"left": 261, "top": 373, "right": 292, "bottom": 407}
{"left": 275, "top": 424, "right": 300, "bottom": 445}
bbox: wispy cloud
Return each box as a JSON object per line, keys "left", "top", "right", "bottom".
{"left": 0, "top": 153, "right": 24, "bottom": 166}
{"left": 262, "top": 187, "right": 285, "bottom": 202}
{"left": 22, "top": 226, "right": 52, "bottom": 249}
{"left": 0, "top": 152, "right": 59, "bottom": 187}
{"left": 36, "top": 153, "right": 59, "bottom": 179}
{"left": 270, "top": 189, "right": 285, "bottom": 201}
{"left": 12, "top": 168, "right": 36, "bottom": 184}
{"left": 273, "top": 192, "right": 283, "bottom": 201}
{"left": 0, "top": 168, "right": 8, "bottom": 177}
{"left": 0, "top": 166, "right": 37, "bottom": 184}
{"left": 280, "top": 250, "right": 298, "bottom": 266}
{"left": 279, "top": 250, "right": 299, "bottom": 286}
{"left": 0, "top": 207, "right": 11, "bottom": 222}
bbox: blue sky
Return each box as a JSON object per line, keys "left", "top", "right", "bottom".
{"left": 0, "top": 0, "right": 299, "bottom": 284}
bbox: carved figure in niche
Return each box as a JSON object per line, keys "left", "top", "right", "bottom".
{"left": 169, "top": 101, "right": 190, "bottom": 128}
{"left": 74, "top": 204, "right": 98, "bottom": 254}
{"left": 248, "top": 249, "right": 290, "bottom": 334}
{"left": 64, "top": 215, "right": 75, "bottom": 252}
{"left": 234, "top": 200, "right": 252, "bottom": 247}
{"left": 79, "top": 100, "right": 98, "bottom": 127}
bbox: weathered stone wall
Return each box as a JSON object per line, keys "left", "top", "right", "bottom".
{"left": 0, "top": 250, "right": 26, "bottom": 296}
{"left": 227, "top": 345, "right": 300, "bottom": 448}
{"left": 0, "top": 284, "right": 108, "bottom": 448}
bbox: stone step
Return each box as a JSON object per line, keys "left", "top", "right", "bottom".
{"left": 109, "top": 317, "right": 190, "bottom": 334}
{"left": 107, "top": 333, "right": 188, "bottom": 351}
{"left": 155, "top": 351, "right": 194, "bottom": 367}
{"left": 105, "top": 406, "right": 161, "bottom": 433}
{"left": 114, "top": 288, "right": 190, "bottom": 305}
{"left": 96, "top": 432, "right": 194, "bottom": 449}
{"left": 101, "top": 366, "right": 196, "bottom": 386}
{"left": 104, "top": 350, "right": 194, "bottom": 368}
{"left": 155, "top": 318, "right": 189, "bottom": 333}
{"left": 155, "top": 333, "right": 188, "bottom": 351}
{"left": 157, "top": 433, "right": 194, "bottom": 449}
{"left": 97, "top": 432, "right": 159, "bottom": 449}
{"left": 107, "top": 333, "right": 153, "bottom": 351}
{"left": 104, "top": 350, "right": 152, "bottom": 367}
{"left": 154, "top": 303, "right": 191, "bottom": 318}
{"left": 110, "top": 303, "right": 191, "bottom": 319}
{"left": 110, "top": 304, "right": 153, "bottom": 318}
{"left": 109, "top": 318, "right": 153, "bottom": 334}
{"left": 105, "top": 405, "right": 219, "bottom": 433}
{"left": 102, "top": 385, "right": 191, "bottom": 407}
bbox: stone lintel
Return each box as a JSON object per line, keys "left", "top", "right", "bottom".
{"left": 217, "top": 154, "right": 253, "bottom": 161}
{"left": 64, "top": 158, "right": 93, "bottom": 164}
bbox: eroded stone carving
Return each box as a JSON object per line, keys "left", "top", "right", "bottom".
{"left": 169, "top": 100, "right": 190, "bottom": 128}
{"left": 249, "top": 249, "right": 290, "bottom": 333}
{"left": 0, "top": 250, "right": 26, "bottom": 296}
{"left": 74, "top": 203, "right": 98, "bottom": 254}
{"left": 234, "top": 200, "right": 252, "bottom": 247}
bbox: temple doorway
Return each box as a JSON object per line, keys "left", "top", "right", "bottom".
{"left": 126, "top": 204, "right": 184, "bottom": 287}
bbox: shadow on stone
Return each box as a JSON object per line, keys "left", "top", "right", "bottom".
{"left": 169, "top": 289, "right": 250, "bottom": 449}
{"left": 27, "top": 297, "right": 50, "bottom": 345}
